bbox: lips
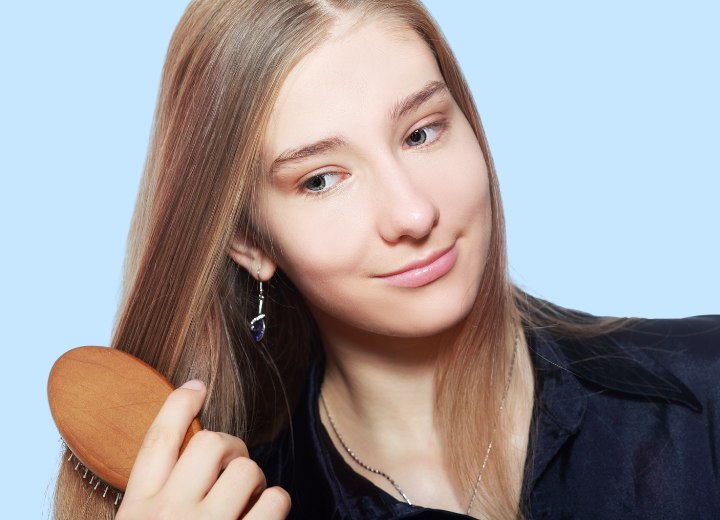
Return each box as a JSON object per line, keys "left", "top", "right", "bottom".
{"left": 376, "top": 244, "right": 458, "bottom": 288}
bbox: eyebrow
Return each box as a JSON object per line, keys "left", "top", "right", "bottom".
{"left": 269, "top": 80, "right": 449, "bottom": 175}
{"left": 270, "top": 136, "right": 347, "bottom": 176}
{"left": 390, "top": 80, "right": 448, "bottom": 122}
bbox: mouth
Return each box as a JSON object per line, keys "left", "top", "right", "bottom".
{"left": 376, "top": 243, "right": 458, "bottom": 288}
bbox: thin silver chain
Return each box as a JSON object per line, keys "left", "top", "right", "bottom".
{"left": 466, "top": 334, "right": 518, "bottom": 514}
{"left": 319, "top": 392, "right": 413, "bottom": 504}
{"left": 320, "top": 332, "right": 519, "bottom": 515}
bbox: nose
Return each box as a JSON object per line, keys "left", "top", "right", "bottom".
{"left": 375, "top": 160, "right": 439, "bottom": 243}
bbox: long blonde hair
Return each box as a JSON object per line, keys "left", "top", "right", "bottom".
{"left": 53, "top": 1, "right": 623, "bottom": 518}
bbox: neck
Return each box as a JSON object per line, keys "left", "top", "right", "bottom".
{"left": 315, "top": 315, "right": 534, "bottom": 516}
{"left": 318, "top": 316, "right": 463, "bottom": 443}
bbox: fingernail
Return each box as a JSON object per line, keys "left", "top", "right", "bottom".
{"left": 180, "top": 379, "right": 205, "bottom": 391}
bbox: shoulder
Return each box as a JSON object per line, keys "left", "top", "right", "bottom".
{"left": 527, "top": 315, "right": 720, "bottom": 516}
{"left": 608, "top": 314, "right": 720, "bottom": 352}
{"left": 551, "top": 314, "right": 720, "bottom": 411}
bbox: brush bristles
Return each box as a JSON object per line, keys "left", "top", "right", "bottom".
{"left": 65, "top": 449, "right": 124, "bottom": 506}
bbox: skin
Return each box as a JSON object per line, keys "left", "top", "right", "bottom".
{"left": 123, "top": 15, "right": 532, "bottom": 519}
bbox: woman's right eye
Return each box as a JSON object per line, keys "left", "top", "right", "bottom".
{"left": 302, "top": 172, "right": 344, "bottom": 194}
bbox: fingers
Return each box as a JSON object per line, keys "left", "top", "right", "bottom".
{"left": 243, "top": 487, "right": 292, "bottom": 519}
{"left": 200, "top": 455, "right": 267, "bottom": 518}
{"left": 164, "top": 429, "right": 250, "bottom": 502}
{"left": 125, "top": 379, "right": 206, "bottom": 498}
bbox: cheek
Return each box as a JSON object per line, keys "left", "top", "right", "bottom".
{"left": 425, "top": 136, "right": 491, "bottom": 232}
{"left": 260, "top": 195, "right": 369, "bottom": 299}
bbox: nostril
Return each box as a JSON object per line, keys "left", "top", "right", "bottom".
{"left": 380, "top": 196, "right": 439, "bottom": 242}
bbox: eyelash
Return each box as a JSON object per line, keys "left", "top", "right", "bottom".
{"left": 299, "top": 118, "right": 449, "bottom": 196}
{"left": 404, "top": 119, "right": 448, "bottom": 149}
{"left": 301, "top": 171, "right": 347, "bottom": 196}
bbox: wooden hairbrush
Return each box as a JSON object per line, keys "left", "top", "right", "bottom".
{"left": 48, "top": 346, "right": 203, "bottom": 504}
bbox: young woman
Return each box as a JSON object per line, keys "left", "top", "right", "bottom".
{"left": 53, "top": 1, "right": 720, "bottom": 518}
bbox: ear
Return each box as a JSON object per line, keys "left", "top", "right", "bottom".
{"left": 228, "top": 233, "right": 277, "bottom": 281}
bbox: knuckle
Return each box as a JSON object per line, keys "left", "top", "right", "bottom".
{"left": 190, "top": 429, "right": 223, "bottom": 447}
{"left": 233, "top": 436, "right": 250, "bottom": 456}
{"left": 187, "top": 430, "right": 249, "bottom": 459}
{"left": 227, "top": 434, "right": 249, "bottom": 457}
{"left": 187, "top": 430, "right": 227, "bottom": 458}
{"left": 262, "top": 486, "right": 292, "bottom": 514}
{"left": 226, "top": 456, "right": 266, "bottom": 486}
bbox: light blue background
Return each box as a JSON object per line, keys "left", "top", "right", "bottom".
{"left": 1, "top": 1, "right": 717, "bottom": 516}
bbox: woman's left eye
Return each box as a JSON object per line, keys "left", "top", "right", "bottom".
{"left": 405, "top": 122, "right": 443, "bottom": 147}
{"left": 302, "top": 172, "right": 344, "bottom": 194}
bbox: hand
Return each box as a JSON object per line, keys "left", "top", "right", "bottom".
{"left": 116, "top": 380, "right": 290, "bottom": 519}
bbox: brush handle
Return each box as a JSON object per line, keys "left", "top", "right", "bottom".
{"left": 48, "top": 346, "right": 203, "bottom": 491}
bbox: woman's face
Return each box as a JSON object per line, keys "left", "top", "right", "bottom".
{"left": 258, "top": 18, "right": 491, "bottom": 339}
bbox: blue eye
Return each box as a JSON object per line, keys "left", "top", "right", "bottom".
{"left": 303, "top": 172, "right": 343, "bottom": 193}
{"left": 405, "top": 123, "right": 442, "bottom": 147}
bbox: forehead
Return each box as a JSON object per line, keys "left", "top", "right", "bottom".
{"left": 264, "top": 18, "right": 443, "bottom": 157}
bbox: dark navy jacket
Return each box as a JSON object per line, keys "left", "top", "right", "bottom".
{"left": 253, "top": 316, "right": 720, "bottom": 519}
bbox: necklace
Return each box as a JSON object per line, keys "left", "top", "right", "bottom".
{"left": 319, "top": 333, "right": 519, "bottom": 515}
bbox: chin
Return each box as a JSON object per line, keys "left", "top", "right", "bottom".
{"left": 366, "top": 297, "right": 476, "bottom": 339}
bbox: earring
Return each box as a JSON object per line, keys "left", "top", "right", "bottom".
{"left": 249, "top": 270, "right": 266, "bottom": 342}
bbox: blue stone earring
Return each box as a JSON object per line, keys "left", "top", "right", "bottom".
{"left": 249, "top": 270, "right": 266, "bottom": 342}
